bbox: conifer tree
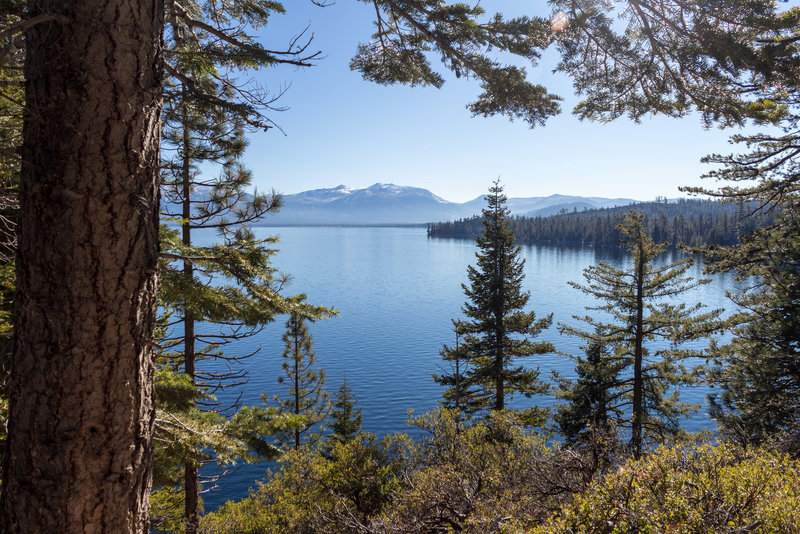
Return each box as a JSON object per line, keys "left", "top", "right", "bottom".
{"left": 326, "top": 378, "right": 363, "bottom": 449}
{"left": 149, "top": 312, "right": 300, "bottom": 533}
{"left": 356, "top": 1, "right": 562, "bottom": 127}
{"left": 561, "top": 212, "right": 723, "bottom": 457}
{"left": 706, "top": 211, "right": 800, "bottom": 445}
{"left": 457, "top": 181, "right": 554, "bottom": 423}
{"left": 156, "top": 3, "right": 329, "bottom": 532}
{"left": 554, "top": 335, "right": 623, "bottom": 446}
{"left": 433, "top": 320, "right": 483, "bottom": 417}
{"left": 1, "top": 1, "right": 163, "bottom": 530}
{"left": 554, "top": 333, "right": 624, "bottom": 472}
{"left": 552, "top": 0, "right": 796, "bottom": 126}
{"left": 685, "top": 121, "right": 800, "bottom": 447}
{"left": 548, "top": 0, "right": 800, "bottom": 453}
{"left": 0, "top": 3, "right": 22, "bottom": 480}
{"left": 274, "top": 310, "right": 331, "bottom": 451}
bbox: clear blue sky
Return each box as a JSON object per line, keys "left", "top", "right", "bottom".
{"left": 237, "top": 1, "right": 752, "bottom": 203}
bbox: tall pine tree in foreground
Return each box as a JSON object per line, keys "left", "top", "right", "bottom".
{"left": 560, "top": 212, "right": 723, "bottom": 458}
{"left": 274, "top": 310, "right": 331, "bottom": 451}
{"left": 1, "top": 1, "right": 162, "bottom": 531}
{"left": 454, "top": 181, "right": 553, "bottom": 424}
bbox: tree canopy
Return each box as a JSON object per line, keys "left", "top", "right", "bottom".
{"left": 453, "top": 181, "right": 553, "bottom": 422}
{"left": 560, "top": 212, "right": 723, "bottom": 457}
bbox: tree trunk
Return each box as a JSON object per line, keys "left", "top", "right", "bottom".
{"left": 294, "top": 332, "right": 301, "bottom": 450}
{"left": 454, "top": 331, "right": 461, "bottom": 414}
{"left": 183, "top": 311, "right": 198, "bottom": 534}
{"left": 631, "top": 245, "right": 645, "bottom": 459}
{"left": 0, "top": 2, "right": 162, "bottom": 533}
{"left": 494, "top": 222, "right": 505, "bottom": 412}
{"left": 494, "top": 304, "right": 505, "bottom": 411}
{"left": 181, "top": 89, "right": 200, "bottom": 534}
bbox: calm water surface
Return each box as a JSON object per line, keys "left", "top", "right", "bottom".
{"left": 196, "top": 226, "right": 737, "bottom": 510}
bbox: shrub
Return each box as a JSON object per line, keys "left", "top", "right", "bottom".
{"left": 533, "top": 443, "right": 800, "bottom": 533}
{"left": 202, "top": 411, "right": 800, "bottom": 534}
{"left": 370, "top": 409, "right": 586, "bottom": 533}
{"left": 201, "top": 409, "right": 588, "bottom": 534}
{"left": 200, "top": 432, "right": 410, "bottom": 534}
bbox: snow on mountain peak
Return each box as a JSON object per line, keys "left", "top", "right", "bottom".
{"left": 359, "top": 183, "right": 449, "bottom": 203}
{"left": 264, "top": 184, "right": 640, "bottom": 225}
{"left": 366, "top": 183, "right": 401, "bottom": 192}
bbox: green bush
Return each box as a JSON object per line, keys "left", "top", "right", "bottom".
{"left": 534, "top": 443, "right": 800, "bottom": 533}
{"left": 200, "top": 409, "right": 586, "bottom": 534}
{"left": 200, "top": 432, "right": 410, "bottom": 534}
{"left": 372, "top": 409, "right": 585, "bottom": 533}
{"left": 201, "top": 411, "right": 800, "bottom": 534}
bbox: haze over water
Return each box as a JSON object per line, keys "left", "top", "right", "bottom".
{"left": 198, "top": 226, "right": 738, "bottom": 509}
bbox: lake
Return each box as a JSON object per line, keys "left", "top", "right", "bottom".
{"left": 195, "top": 225, "right": 738, "bottom": 510}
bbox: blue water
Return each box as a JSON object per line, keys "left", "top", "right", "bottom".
{"left": 193, "top": 226, "right": 738, "bottom": 510}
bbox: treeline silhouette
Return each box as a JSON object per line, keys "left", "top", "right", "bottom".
{"left": 427, "top": 199, "right": 773, "bottom": 248}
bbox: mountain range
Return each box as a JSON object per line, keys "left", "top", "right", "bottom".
{"left": 250, "top": 183, "right": 640, "bottom": 226}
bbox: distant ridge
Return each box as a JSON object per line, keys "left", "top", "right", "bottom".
{"left": 254, "top": 183, "right": 639, "bottom": 226}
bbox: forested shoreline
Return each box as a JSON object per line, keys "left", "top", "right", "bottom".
{"left": 427, "top": 199, "right": 775, "bottom": 248}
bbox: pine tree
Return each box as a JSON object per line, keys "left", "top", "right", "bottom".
{"left": 0, "top": 3, "right": 22, "bottom": 481}
{"left": 156, "top": 3, "right": 329, "bottom": 532}
{"left": 356, "top": 1, "right": 561, "bottom": 127}
{"left": 561, "top": 211, "right": 724, "bottom": 457}
{"left": 1, "top": 1, "right": 162, "bottom": 531}
{"left": 550, "top": 0, "right": 800, "bottom": 453}
{"left": 683, "top": 127, "right": 800, "bottom": 449}
{"left": 554, "top": 334, "right": 622, "bottom": 445}
{"left": 457, "top": 180, "right": 554, "bottom": 423}
{"left": 552, "top": 0, "right": 794, "bottom": 126}
{"left": 554, "top": 333, "right": 624, "bottom": 472}
{"left": 150, "top": 303, "right": 305, "bottom": 533}
{"left": 707, "top": 211, "right": 800, "bottom": 445}
{"left": 274, "top": 310, "right": 331, "bottom": 451}
{"left": 326, "top": 378, "right": 363, "bottom": 449}
{"left": 433, "top": 320, "right": 483, "bottom": 417}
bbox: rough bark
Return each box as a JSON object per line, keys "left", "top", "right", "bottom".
{"left": 0, "top": 1, "right": 163, "bottom": 533}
